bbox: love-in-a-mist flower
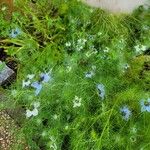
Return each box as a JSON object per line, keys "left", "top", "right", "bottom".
{"left": 85, "top": 71, "right": 95, "bottom": 78}
{"left": 76, "top": 38, "right": 87, "bottom": 51}
{"left": 73, "top": 96, "right": 82, "bottom": 108}
{"left": 26, "top": 108, "right": 38, "bottom": 118}
{"left": 22, "top": 80, "right": 31, "bottom": 88}
{"left": 65, "top": 42, "right": 71, "bottom": 47}
{"left": 10, "top": 28, "right": 21, "bottom": 38}
{"left": 140, "top": 98, "right": 150, "bottom": 112}
{"left": 66, "top": 66, "right": 72, "bottom": 73}
{"left": 40, "top": 72, "right": 51, "bottom": 83}
{"left": 120, "top": 106, "right": 132, "bottom": 121}
{"left": 134, "top": 44, "right": 147, "bottom": 54}
{"left": 123, "top": 63, "right": 130, "bottom": 70}
{"left": 97, "top": 84, "right": 105, "bottom": 100}
{"left": 31, "top": 81, "right": 42, "bottom": 96}
{"left": 26, "top": 102, "right": 40, "bottom": 118}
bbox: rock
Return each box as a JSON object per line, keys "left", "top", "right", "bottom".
{"left": 84, "top": 0, "right": 149, "bottom": 13}
{"left": 0, "top": 61, "right": 15, "bottom": 85}
{"left": 0, "top": 110, "right": 29, "bottom": 150}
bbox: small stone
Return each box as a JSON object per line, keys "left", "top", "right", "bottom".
{"left": 0, "top": 61, "right": 15, "bottom": 85}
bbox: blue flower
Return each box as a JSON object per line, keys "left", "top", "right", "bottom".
{"left": 40, "top": 72, "right": 51, "bottom": 83}
{"left": 97, "top": 84, "right": 105, "bottom": 100}
{"left": 140, "top": 98, "right": 150, "bottom": 112}
{"left": 120, "top": 106, "right": 131, "bottom": 121}
{"left": 10, "top": 28, "right": 21, "bottom": 38}
{"left": 31, "top": 82, "right": 42, "bottom": 96}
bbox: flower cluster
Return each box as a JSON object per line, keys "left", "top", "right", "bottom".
{"left": 26, "top": 102, "right": 40, "bottom": 118}
{"left": 22, "top": 72, "right": 51, "bottom": 96}
{"left": 76, "top": 38, "right": 87, "bottom": 51}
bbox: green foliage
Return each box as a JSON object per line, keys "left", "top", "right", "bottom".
{"left": 0, "top": 0, "right": 150, "bottom": 150}
{"left": 0, "top": 61, "right": 6, "bottom": 71}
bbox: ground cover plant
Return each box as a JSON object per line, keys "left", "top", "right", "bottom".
{"left": 0, "top": 0, "right": 150, "bottom": 149}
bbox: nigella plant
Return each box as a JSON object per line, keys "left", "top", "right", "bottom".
{"left": 140, "top": 98, "right": 150, "bottom": 112}
{"left": 40, "top": 72, "right": 51, "bottom": 83}
{"left": 9, "top": 27, "right": 21, "bottom": 38}
{"left": 31, "top": 82, "right": 43, "bottom": 96}
{"left": 97, "top": 83, "right": 105, "bottom": 100}
{"left": 120, "top": 106, "right": 132, "bottom": 121}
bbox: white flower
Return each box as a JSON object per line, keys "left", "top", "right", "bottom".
{"left": 76, "top": 39, "right": 87, "bottom": 51}
{"left": 32, "top": 108, "right": 38, "bottom": 116}
{"left": 22, "top": 80, "right": 31, "bottom": 88}
{"left": 27, "top": 74, "right": 35, "bottom": 80}
{"left": 97, "top": 84, "right": 105, "bottom": 100}
{"left": 73, "top": 96, "right": 82, "bottom": 108}
{"left": 65, "top": 42, "right": 71, "bottom": 47}
{"left": 26, "top": 109, "right": 33, "bottom": 118}
{"left": 66, "top": 66, "right": 72, "bottom": 72}
{"left": 141, "top": 45, "right": 147, "bottom": 51}
{"left": 85, "top": 71, "right": 94, "bottom": 78}
{"left": 103, "top": 47, "right": 109, "bottom": 53}
{"left": 26, "top": 108, "right": 38, "bottom": 118}
{"left": 134, "top": 44, "right": 147, "bottom": 54}
{"left": 26, "top": 102, "right": 40, "bottom": 118}
{"left": 124, "top": 64, "right": 130, "bottom": 70}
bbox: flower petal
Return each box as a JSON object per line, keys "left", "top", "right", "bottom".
{"left": 26, "top": 109, "right": 33, "bottom": 118}
{"left": 32, "top": 108, "right": 38, "bottom": 116}
{"left": 40, "top": 73, "right": 51, "bottom": 83}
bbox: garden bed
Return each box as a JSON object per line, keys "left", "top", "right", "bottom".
{"left": 0, "top": 0, "right": 150, "bottom": 150}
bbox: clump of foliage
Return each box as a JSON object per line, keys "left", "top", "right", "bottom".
{"left": 0, "top": 0, "right": 150, "bottom": 149}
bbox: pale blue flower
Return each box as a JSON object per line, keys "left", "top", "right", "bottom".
{"left": 10, "top": 28, "right": 21, "bottom": 38}
{"left": 40, "top": 72, "right": 51, "bottom": 83}
{"left": 31, "top": 81, "right": 42, "bottom": 96}
{"left": 120, "top": 106, "right": 131, "bottom": 121}
{"left": 97, "top": 83, "right": 105, "bottom": 100}
{"left": 140, "top": 98, "right": 150, "bottom": 112}
{"left": 85, "top": 71, "right": 94, "bottom": 78}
